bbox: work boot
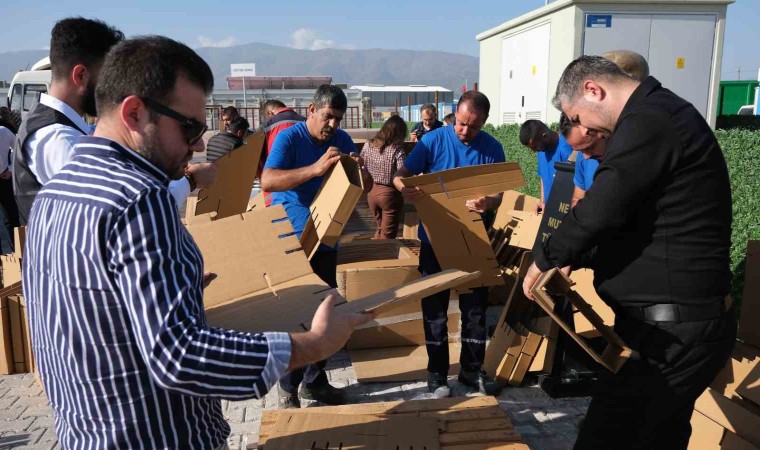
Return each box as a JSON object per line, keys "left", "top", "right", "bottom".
{"left": 458, "top": 368, "right": 502, "bottom": 396}
{"left": 277, "top": 384, "right": 301, "bottom": 409}
{"left": 299, "top": 382, "right": 348, "bottom": 405}
{"left": 427, "top": 372, "right": 451, "bottom": 399}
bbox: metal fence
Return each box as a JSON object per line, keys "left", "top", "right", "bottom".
{"left": 205, "top": 105, "right": 362, "bottom": 131}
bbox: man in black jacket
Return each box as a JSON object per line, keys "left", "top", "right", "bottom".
{"left": 523, "top": 55, "right": 736, "bottom": 450}
{"left": 206, "top": 116, "right": 249, "bottom": 162}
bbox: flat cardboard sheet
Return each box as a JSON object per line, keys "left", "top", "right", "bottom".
{"left": 0, "top": 282, "right": 22, "bottom": 375}
{"left": 349, "top": 343, "right": 461, "bottom": 382}
{"left": 493, "top": 191, "right": 540, "bottom": 230}
{"left": 739, "top": 241, "right": 760, "bottom": 348}
{"left": 569, "top": 268, "right": 615, "bottom": 339}
{"left": 695, "top": 388, "right": 760, "bottom": 448}
{"left": 401, "top": 163, "right": 525, "bottom": 289}
{"left": 264, "top": 413, "right": 440, "bottom": 450}
{"left": 301, "top": 154, "right": 364, "bottom": 259}
{"left": 195, "top": 131, "right": 265, "bottom": 220}
{"left": 348, "top": 310, "right": 460, "bottom": 350}
{"left": 711, "top": 343, "right": 760, "bottom": 401}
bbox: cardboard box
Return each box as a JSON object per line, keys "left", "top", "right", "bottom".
{"left": 711, "top": 342, "right": 760, "bottom": 401}
{"left": 402, "top": 209, "right": 419, "bottom": 240}
{"left": 8, "top": 294, "right": 25, "bottom": 373}
{"left": 194, "top": 131, "right": 265, "bottom": 221}
{"left": 531, "top": 268, "right": 631, "bottom": 373}
{"left": 348, "top": 307, "right": 460, "bottom": 350}
{"left": 695, "top": 388, "right": 760, "bottom": 448}
{"left": 257, "top": 396, "right": 529, "bottom": 450}
{"left": 336, "top": 239, "right": 420, "bottom": 303}
{"left": 689, "top": 410, "right": 760, "bottom": 450}
{"left": 493, "top": 190, "right": 541, "bottom": 230}
{"left": 740, "top": 241, "right": 760, "bottom": 348}
{"left": 401, "top": 163, "right": 525, "bottom": 289}
{"left": 569, "top": 268, "right": 615, "bottom": 339}
{"left": 0, "top": 282, "right": 22, "bottom": 375}
{"left": 1, "top": 228, "right": 24, "bottom": 288}
{"left": 301, "top": 154, "right": 364, "bottom": 259}
{"left": 349, "top": 343, "right": 461, "bottom": 382}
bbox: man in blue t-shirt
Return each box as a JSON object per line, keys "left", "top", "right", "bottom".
{"left": 392, "top": 91, "right": 504, "bottom": 398}
{"left": 519, "top": 119, "right": 573, "bottom": 213}
{"left": 262, "top": 85, "right": 373, "bottom": 408}
{"left": 558, "top": 112, "right": 606, "bottom": 207}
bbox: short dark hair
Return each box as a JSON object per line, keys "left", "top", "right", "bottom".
{"left": 519, "top": 120, "right": 549, "bottom": 145}
{"left": 222, "top": 106, "right": 239, "bottom": 118}
{"left": 95, "top": 36, "right": 214, "bottom": 115}
{"left": 457, "top": 91, "right": 490, "bottom": 117}
{"left": 558, "top": 113, "right": 573, "bottom": 137}
{"left": 50, "top": 17, "right": 123, "bottom": 81}
{"left": 553, "top": 55, "right": 629, "bottom": 110}
{"left": 228, "top": 116, "right": 250, "bottom": 134}
{"left": 443, "top": 113, "right": 456, "bottom": 125}
{"left": 263, "top": 99, "right": 286, "bottom": 110}
{"left": 312, "top": 85, "right": 347, "bottom": 111}
{"left": 420, "top": 104, "right": 437, "bottom": 116}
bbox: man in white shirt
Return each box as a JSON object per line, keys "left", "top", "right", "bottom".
{"left": 13, "top": 17, "right": 215, "bottom": 224}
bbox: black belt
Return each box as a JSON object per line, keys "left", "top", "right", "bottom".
{"left": 618, "top": 298, "right": 729, "bottom": 323}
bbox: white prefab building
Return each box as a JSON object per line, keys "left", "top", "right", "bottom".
{"left": 477, "top": 0, "right": 733, "bottom": 128}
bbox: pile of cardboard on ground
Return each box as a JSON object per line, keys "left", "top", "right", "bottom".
{"left": 253, "top": 396, "right": 530, "bottom": 450}
{"left": 0, "top": 228, "right": 34, "bottom": 376}
{"left": 688, "top": 240, "right": 760, "bottom": 450}
{"left": 335, "top": 238, "right": 462, "bottom": 382}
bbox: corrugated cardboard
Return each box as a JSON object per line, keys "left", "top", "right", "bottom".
{"left": 8, "top": 294, "right": 25, "bottom": 373}
{"left": 348, "top": 307, "right": 460, "bottom": 350}
{"left": 257, "top": 397, "right": 529, "bottom": 450}
{"left": 0, "top": 282, "right": 22, "bottom": 375}
{"left": 19, "top": 295, "right": 33, "bottom": 373}
{"left": 493, "top": 190, "right": 540, "bottom": 231}
{"left": 402, "top": 209, "right": 419, "bottom": 240}
{"left": 349, "top": 343, "right": 461, "bottom": 382}
{"left": 711, "top": 343, "right": 760, "bottom": 401}
{"left": 401, "top": 163, "right": 525, "bottom": 289}
{"left": 301, "top": 154, "right": 364, "bottom": 260}
{"left": 736, "top": 359, "right": 760, "bottom": 408}
{"left": 194, "top": 131, "right": 265, "bottom": 221}
{"left": 531, "top": 268, "right": 631, "bottom": 373}
{"left": 740, "top": 241, "right": 760, "bottom": 348}
{"left": 1, "top": 228, "right": 24, "bottom": 288}
{"left": 695, "top": 388, "right": 760, "bottom": 448}
{"left": 690, "top": 410, "right": 730, "bottom": 449}
{"left": 569, "top": 268, "right": 615, "bottom": 339}
{"left": 264, "top": 413, "right": 440, "bottom": 450}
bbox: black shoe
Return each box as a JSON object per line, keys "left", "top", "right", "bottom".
{"left": 299, "top": 382, "right": 347, "bottom": 405}
{"left": 427, "top": 372, "right": 451, "bottom": 398}
{"left": 458, "top": 369, "right": 502, "bottom": 396}
{"left": 277, "top": 384, "right": 301, "bottom": 409}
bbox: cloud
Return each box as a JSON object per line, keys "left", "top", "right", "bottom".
{"left": 289, "top": 28, "right": 354, "bottom": 51}
{"left": 197, "top": 35, "right": 238, "bottom": 48}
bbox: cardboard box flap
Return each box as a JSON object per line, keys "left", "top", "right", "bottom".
{"left": 401, "top": 162, "right": 524, "bottom": 199}
{"left": 336, "top": 239, "right": 418, "bottom": 267}
{"left": 195, "top": 130, "right": 265, "bottom": 220}
{"left": 349, "top": 344, "right": 460, "bottom": 382}
{"left": 334, "top": 269, "right": 479, "bottom": 316}
{"left": 695, "top": 388, "right": 760, "bottom": 448}
{"left": 736, "top": 360, "right": 760, "bottom": 407}
{"left": 493, "top": 191, "right": 541, "bottom": 230}
{"left": 739, "top": 241, "right": 760, "bottom": 348}
{"left": 188, "top": 206, "right": 312, "bottom": 309}
{"left": 505, "top": 210, "right": 542, "bottom": 250}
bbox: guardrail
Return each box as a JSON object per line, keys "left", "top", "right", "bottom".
{"left": 205, "top": 105, "right": 362, "bottom": 130}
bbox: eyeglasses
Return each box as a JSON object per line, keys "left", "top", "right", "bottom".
{"left": 141, "top": 97, "right": 207, "bottom": 145}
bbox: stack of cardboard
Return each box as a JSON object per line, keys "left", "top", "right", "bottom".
{"left": 688, "top": 240, "right": 760, "bottom": 450}
{"left": 0, "top": 228, "right": 33, "bottom": 376}
{"left": 254, "top": 396, "right": 529, "bottom": 450}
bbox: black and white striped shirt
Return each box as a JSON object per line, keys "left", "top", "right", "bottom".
{"left": 24, "top": 136, "right": 291, "bottom": 449}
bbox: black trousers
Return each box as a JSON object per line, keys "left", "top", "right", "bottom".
{"left": 279, "top": 250, "right": 337, "bottom": 393}
{"left": 574, "top": 306, "right": 737, "bottom": 450}
{"left": 419, "top": 242, "right": 488, "bottom": 375}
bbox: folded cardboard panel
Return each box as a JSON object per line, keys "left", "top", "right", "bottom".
{"left": 402, "top": 209, "right": 419, "bottom": 240}
{"left": 195, "top": 131, "right": 265, "bottom": 221}
{"left": 689, "top": 409, "right": 760, "bottom": 450}
{"left": 336, "top": 239, "right": 420, "bottom": 302}
{"left": 1, "top": 227, "right": 24, "bottom": 288}
{"left": 257, "top": 397, "right": 528, "bottom": 450}
{"left": 493, "top": 191, "right": 540, "bottom": 231}
{"left": 348, "top": 309, "right": 460, "bottom": 350}
{"left": 711, "top": 343, "right": 760, "bottom": 401}
{"left": 739, "top": 241, "right": 760, "bottom": 349}
{"left": 8, "top": 294, "right": 25, "bottom": 373}
{"left": 695, "top": 388, "right": 760, "bottom": 448}
{"left": 349, "top": 343, "right": 461, "bottom": 382}
{"left": 569, "top": 268, "right": 615, "bottom": 339}
{"left": 401, "top": 163, "right": 525, "bottom": 289}
{"left": 0, "top": 282, "right": 22, "bottom": 375}
{"left": 301, "top": 155, "right": 364, "bottom": 259}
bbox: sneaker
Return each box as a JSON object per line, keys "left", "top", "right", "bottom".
{"left": 299, "top": 382, "right": 347, "bottom": 405}
{"left": 427, "top": 372, "right": 451, "bottom": 398}
{"left": 277, "top": 384, "right": 301, "bottom": 409}
{"left": 458, "top": 369, "right": 502, "bottom": 396}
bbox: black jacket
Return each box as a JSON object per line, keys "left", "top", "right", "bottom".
{"left": 534, "top": 77, "right": 732, "bottom": 308}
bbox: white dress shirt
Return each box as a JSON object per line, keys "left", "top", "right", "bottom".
{"left": 0, "top": 126, "right": 13, "bottom": 174}
{"left": 24, "top": 93, "right": 192, "bottom": 202}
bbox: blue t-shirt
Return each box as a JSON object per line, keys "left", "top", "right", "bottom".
{"left": 536, "top": 134, "right": 573, "bottom": 202}
{"left": 403, "top": 126, "right": 506, "bottom": 242}
{"left": 264, "top": 122, "right": 355, "bottom": 239}
{"left": 573, "top": 156, "right": 600, "bottom": 191}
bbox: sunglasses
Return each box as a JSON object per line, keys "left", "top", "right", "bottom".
{"left": 141, "top": 97, "right": 207, "bottom": 145}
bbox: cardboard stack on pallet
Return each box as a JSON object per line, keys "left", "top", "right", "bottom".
{"left": 0, "top": 228, "right": 34, "bottom": 376}
{"left": 252, "top": 396, "right": 530, "bottom": 450}
{"left": 688, "top": 240, "right": 760, "bottom": 450}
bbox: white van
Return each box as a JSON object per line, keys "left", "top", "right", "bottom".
{"left": 6, "top": 57, "right": 52, "bottom": 119}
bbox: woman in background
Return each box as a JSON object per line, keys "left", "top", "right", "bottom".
{"left": 361, "top": 115, "right": 408, "bottom": 239}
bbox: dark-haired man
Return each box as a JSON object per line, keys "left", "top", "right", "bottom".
{"left": 222, "top": 105, "right": 240, "bottom": 131}
{"left": 13, "top": 17, "right": 211, "bottom": 223}
{"left": 25, "top": 36, "right": 372, "bottom": 449}
{"left": 518, "top": 119, "right": 573, "bottom": 214}
{"left": 261, "top": 99, "right": 305, "bottom": 206}
{"left": 262, "top": 84, "right": 373, "bottom": 407}
{"left": 409, "top": 103, "right": 443, "bottom": 142}
{"left": 206, "top": 116, "right": 249, "bottom": 162}
{"left": 392, "top": 91, "right": 504, "bottom": 398}
{"left": 523, "top": 55, "right": 736, "bottom": 450}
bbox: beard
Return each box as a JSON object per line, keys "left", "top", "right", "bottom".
{"left": 138, "top": 124, "right": 186, "bottom": 180}
{"left": 82, "top": 80, "right": 98, "bottom": 117}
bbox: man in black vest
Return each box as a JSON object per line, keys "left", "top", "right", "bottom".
{"left": 523, "top": 56, "right": 736, "bottom": 450}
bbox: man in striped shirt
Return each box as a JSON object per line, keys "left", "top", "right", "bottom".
{"left": 25, "top": 35, "right": 372, "bottom": 450}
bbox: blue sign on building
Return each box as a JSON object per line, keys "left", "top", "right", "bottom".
{"left": 586, "top": 14, "right": 612, "bottom": 28}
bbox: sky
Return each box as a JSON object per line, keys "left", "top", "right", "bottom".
{"left": 0, "top": 0, "right": 758, "bottom": 80}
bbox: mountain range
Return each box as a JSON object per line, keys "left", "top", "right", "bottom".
{"left": 0, "top": 42, "right": 479, "bottom": 93}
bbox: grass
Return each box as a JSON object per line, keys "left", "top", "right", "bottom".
{"left": 483, "top": 124, "right": 760, "bottom": 311}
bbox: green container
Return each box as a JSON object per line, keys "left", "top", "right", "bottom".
{"left": 718, "top": 81, "right": 759, "bottom": 115}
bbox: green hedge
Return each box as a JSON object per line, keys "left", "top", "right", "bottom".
{"left": 484, "top": 124, "right": 760, "bottom": 308}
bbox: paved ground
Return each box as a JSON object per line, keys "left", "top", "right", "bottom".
{"left": 0, "top": 353, "right": 589, "bottom": 450}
